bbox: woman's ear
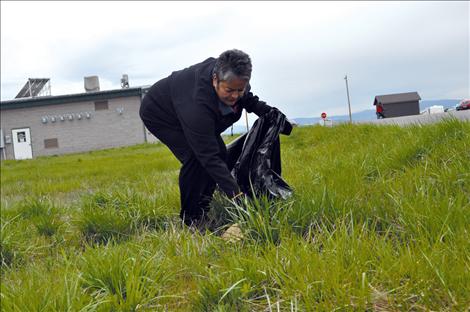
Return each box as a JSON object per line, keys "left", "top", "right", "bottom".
{"left": 212, "top": 74, "right": 218, "bottom": 88}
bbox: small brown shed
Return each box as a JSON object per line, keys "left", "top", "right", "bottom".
{"left": 373, "top": 92, "right": 421, "bottom": 118}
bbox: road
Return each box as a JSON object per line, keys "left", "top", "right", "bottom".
{"left": 355, "top": 110, "right": 470, "bottom": 126}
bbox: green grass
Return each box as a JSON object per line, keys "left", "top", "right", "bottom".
{"left": 1, "top": 119, "right": 469, "bottom": 311}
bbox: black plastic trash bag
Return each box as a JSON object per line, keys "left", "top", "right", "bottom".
{"left": 226, "top": 108, "right": 293, "bottom": 200}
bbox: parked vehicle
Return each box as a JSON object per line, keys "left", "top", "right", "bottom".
{"left": 456, "top": 99, "right": 470, "bottom": 111}
{"left": 421, "top": 105, "right": 444, "bottom": 114}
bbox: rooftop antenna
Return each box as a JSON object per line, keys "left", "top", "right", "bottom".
{"left": 121, "top": 74, "right": 129, "bottom": 88}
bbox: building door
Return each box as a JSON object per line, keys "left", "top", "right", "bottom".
{"left": 12, "top": 128, "right": 33, "bottom": 160}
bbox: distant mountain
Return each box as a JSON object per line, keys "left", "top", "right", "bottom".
{"left": 292, "top": 99, "right": 461, "bottom": 125}
{"left": 420, "top": 99, "right": 460, "bottom": 110}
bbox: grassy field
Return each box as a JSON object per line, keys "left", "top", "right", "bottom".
{"left": 1, "top": 118, "right": 469, "bottom": 311}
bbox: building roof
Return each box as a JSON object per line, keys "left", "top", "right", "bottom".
{"left": 374, "top": 92, "right": 421, "bottom": 106}
{"left": 1, "top": 87, "right": 145, "bottom": 110}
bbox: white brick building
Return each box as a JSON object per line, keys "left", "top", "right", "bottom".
{"left": 0, "top": 87, "right": 157, "bottom": 160}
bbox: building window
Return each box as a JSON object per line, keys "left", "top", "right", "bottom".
{"left": 94, "top": 100, "right": 109, "bottom": 111}
{"left": 44, "top": 138, "right": 58, "bottom": 149}
{"left": 17, "top": 131, "right": 26, "bottom": 143}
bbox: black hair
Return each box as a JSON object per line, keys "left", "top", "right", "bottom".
{"left": 213, "top": 49, "right": 252, "bottom": 81}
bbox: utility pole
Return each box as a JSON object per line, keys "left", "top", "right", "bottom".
{"left": 245, "top": 111, "right": 249, "bottom": 132}
{"left": 344, "top": 75, "right": 352, "bottom": 123}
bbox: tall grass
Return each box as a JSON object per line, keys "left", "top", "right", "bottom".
{"left": 1, "top": 119, "right": 469, "bottom": 310}
{"left": 77, "top": 190, "right": 172, "bottom": 244}
{"left": 79, "top": 242, "right": 172, "bottom": 310}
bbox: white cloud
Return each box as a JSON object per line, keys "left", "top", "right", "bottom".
{"left": 1, "top": 1, "right": 468, "bottom": 119}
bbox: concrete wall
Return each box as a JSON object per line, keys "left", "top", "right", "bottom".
{"left": 0, "top": 96, "right": 147, "bottom": 160}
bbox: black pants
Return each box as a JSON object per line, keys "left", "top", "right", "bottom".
{"left": 142, "top": 117, "right": 229, "bottom": 225}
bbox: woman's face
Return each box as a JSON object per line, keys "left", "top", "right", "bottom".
{"left": 213, "top": 76, "right": 248, "bottom": 107}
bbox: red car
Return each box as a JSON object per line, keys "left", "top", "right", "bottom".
{"left": 456, "top": 99, "right": 470, "bottom": 111}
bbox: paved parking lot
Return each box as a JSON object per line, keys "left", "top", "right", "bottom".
{"left": 356, "top": 110, "right": 470, "bottom": 126}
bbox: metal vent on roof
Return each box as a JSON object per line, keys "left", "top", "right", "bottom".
{"left": 84, "top": 76, "right": 100, "bottom": 92}
{"left": 15, "top": 78, "right": 51, "bottom": 99}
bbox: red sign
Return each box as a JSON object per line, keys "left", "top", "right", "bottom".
{"left": 321, "top": 112, "right": 327, "bottom": 119}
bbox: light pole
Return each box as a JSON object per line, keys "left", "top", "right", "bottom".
{"left": 344, "top": 75, "right": 352, "bottom": 123}
{"left": 245, "top": 110, "right": 249, "bottom": 132}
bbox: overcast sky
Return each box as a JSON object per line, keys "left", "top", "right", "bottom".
{"left": 1, "top": 1, "right": 468, "bottom": 121}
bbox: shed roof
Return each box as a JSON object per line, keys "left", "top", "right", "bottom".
{"left": 374, "top": 92, "right": 421, "bottom": 106}
{"left": 1, "top": 87, "right": 145, "bottom": 110}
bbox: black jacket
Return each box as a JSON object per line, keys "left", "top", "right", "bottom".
{"left": 140, "top": 57, "right": 272, "bottom": 196}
